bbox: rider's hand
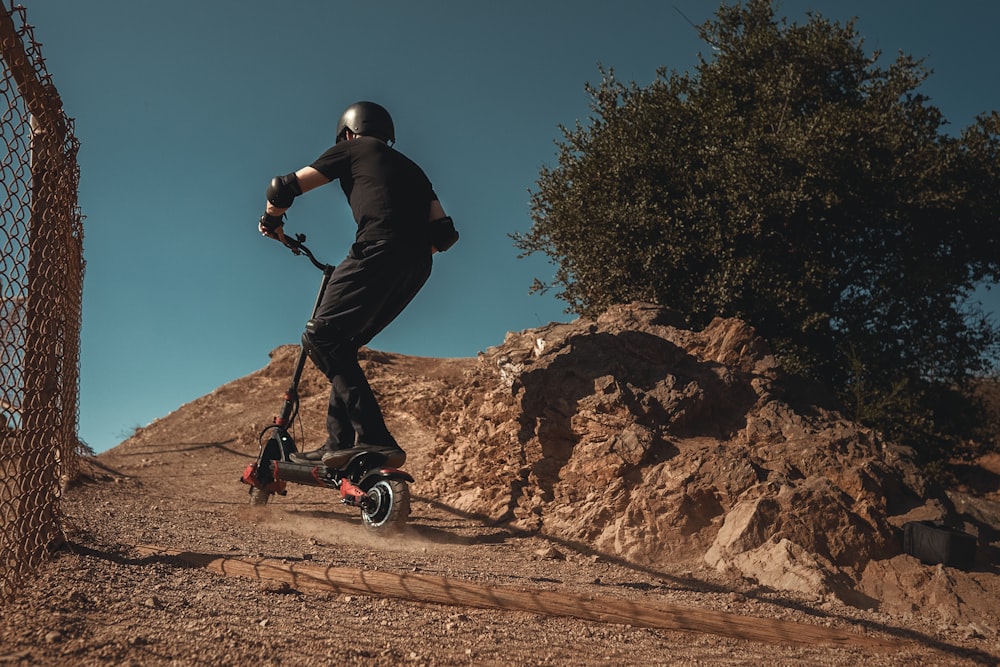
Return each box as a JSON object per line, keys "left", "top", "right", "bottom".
{"left": 259, "top": 213, "right": 286, "bottom": 243}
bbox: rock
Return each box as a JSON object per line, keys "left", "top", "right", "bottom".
{"left": 704, "top": 492, "right": 781, "bottom": 569}
{"left": 412, "top": 302, "right": 940, "bottom": 610}
{"left": 948, "top": 491, "right": 1000, "bottom": 533}
{"left": 859, "top": 555, "right": 1000, "bottom": 628}
{"left": 261, "top": 581, "right": 293, "bottom": 595}
{"left": 724, "top": 538, "right": 842, "bottom": 599}
{"left": 886, "top": 499, "right": 949, "bottom": 529}
{"left": 535, "top": 546, "right": 566, "bottom": 560}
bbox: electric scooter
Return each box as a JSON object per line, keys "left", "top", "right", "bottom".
{"left": 240, "top": 231, "right": 413, "bottom": 533}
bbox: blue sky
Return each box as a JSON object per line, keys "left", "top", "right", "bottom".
{"left": 20, "top": 1, "right": 1000, "bottom": 453}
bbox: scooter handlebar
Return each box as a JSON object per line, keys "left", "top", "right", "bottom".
{"left": 280, "top": 232, "right": 330, "bottom": 271}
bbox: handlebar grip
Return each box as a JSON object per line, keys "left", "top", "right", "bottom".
{"left": 289, "top": 232, "right": 311, "bottom": 248}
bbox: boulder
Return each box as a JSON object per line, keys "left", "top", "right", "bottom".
{"left": 417, "top": 303, "right": 933, "bottom": 586}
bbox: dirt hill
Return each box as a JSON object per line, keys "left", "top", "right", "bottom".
{"left": 2, "top": 302, "right": 999, "bottom": 665}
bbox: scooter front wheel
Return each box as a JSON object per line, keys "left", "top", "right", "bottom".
{"left": 249, "top": 487, "right": 272, "bottom": 506}
{"left": 361, "top": 479, "right": 410, "bottom": 532}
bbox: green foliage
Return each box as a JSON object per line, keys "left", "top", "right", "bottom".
{"left": 514, "top": 0, "right": 1000, "bottom": 461}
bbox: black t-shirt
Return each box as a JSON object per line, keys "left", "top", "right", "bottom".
{"left": 309, "top": 136, "right": 438, "bottom": 244}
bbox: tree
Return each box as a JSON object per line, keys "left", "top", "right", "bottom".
{"left": 514, "top": 0, "right": 1000, "bottom": 462}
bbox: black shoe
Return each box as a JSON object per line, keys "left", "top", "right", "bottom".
{"left": 320, "top": 448, "right": 356, "bottom": 469}
{"left": 290, "top": 442, "right": 347, "bottom": 464}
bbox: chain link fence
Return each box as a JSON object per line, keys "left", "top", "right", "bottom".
{"left": 0, "top": 4, "right": 84, "bottom": 601}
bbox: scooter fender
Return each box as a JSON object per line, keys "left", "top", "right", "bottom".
{"left": 256, "top": 426, "right": 297, "bottom": 468}
{"left": 240, "top": 462, "right": 288, "bottom": 494}
{"left": 358, "top": 467, "right": 415, "bottom": 492}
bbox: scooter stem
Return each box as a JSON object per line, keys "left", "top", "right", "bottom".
{"left": 274, "top": 232, "right": 335, "bottom": 428}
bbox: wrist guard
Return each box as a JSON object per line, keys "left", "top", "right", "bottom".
{"left": 265, "top": 172, "right": 303, "bottom": 209}
{"left": 428, "top": 216, "right": 459, "bottom": 252}
{"left": 260, "top": 213, "right": 284, "bottom": 232}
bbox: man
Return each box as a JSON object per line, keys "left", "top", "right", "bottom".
{"left": 259, "top": 101, "right": 458, "bottom": 468}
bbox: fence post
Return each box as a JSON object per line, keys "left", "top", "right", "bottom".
{"left": 19, "top": 114, "right": 62, "bottom": 552}
{"left": 0, "top": 4, "right": 83, "bottom": 601}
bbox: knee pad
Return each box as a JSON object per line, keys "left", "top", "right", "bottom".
{"left": 302, "top": 320, "right": 353, "bottom": 378}
{"left": 305, "top": 318, "right": 327, "bottom": 337}
{"left": 301, "top": 330, "right": 333, "bottom": 378}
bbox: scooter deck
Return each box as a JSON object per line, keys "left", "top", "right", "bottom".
{"left": 290, "top": 445, "right": 406, "bottom": 469}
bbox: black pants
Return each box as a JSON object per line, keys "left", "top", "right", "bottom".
{"left": 302, "top": 239, "right": 432, "bottom": 449}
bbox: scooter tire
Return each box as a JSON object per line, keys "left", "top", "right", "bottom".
{"left": 249, "top": 487, "right": 272, "bottom": 506}
{"left": 361, "top": 479, "right": 410, "bottom": 532}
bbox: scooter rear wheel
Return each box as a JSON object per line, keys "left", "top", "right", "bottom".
{"left": 361, "top": 479, "right": 410, "bottom": 532}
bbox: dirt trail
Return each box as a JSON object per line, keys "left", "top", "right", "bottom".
{"left": 0, "top": 404, "right": 988, "bottom": 665}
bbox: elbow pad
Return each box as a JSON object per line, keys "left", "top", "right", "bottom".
{"left": 428, "top": 216, "right": 459, "bottom": 252}
{"left": 265, "top": 172, "right": 303, "bottom": 209}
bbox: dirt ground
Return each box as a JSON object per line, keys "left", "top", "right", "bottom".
{"left": 1, "top": 344, "right": 999, "bottom": 666}
{"left": 0, "top": 440, "right": 994, "bottom": 665}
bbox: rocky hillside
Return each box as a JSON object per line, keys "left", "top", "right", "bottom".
{"left": 126, "top": 302, "right": 1000, "bottom": 627}
{"left": 362, "top": 302, "right": 998, "bottom": 619}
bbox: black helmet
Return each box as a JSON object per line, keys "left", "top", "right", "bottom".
{"left": 336, "top": 101, "right": 395, "bottom": 144}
